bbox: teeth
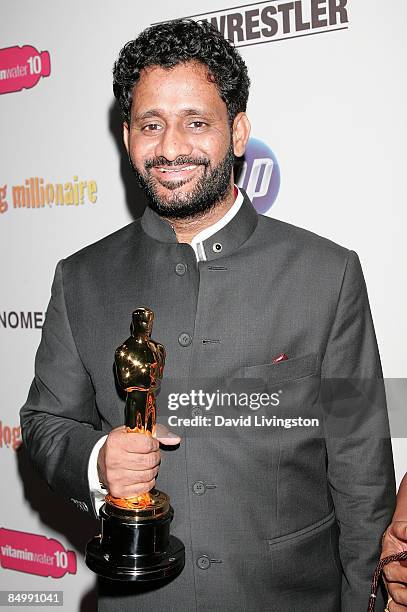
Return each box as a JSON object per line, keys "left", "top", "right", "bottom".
{"left": 158, "top": 165, "right": 197, "bottom": 173}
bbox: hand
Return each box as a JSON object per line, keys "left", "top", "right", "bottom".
{"left": 97, "top": 423, "right": 181, "bottom": 499}
{"left": 382, "top": 521, "right": 407, "bottom": 610}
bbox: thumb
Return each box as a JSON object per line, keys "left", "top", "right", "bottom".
{"left": 390, "top": 521, "right": 407, "bottom": 542}
{"left": 155, "top": 423, "right": 181, "bottom": 445}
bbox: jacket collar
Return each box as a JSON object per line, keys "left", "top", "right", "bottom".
{"left": 140, "top": 189, "right": 258, "bottom": 261}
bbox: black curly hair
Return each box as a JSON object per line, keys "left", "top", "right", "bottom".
{"left": 113, "top": 19, "right": 250, "bottom": 125}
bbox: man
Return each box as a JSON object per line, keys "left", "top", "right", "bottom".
{"left": 21, "top": 19, "right": 395, "bottom": 612}
{"left": 381, "top": 475, "right": 407, "bottom": 610}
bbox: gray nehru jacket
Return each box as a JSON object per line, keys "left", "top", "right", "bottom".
{"left": 20, "top": 190, "right": 395, "bottom": 611}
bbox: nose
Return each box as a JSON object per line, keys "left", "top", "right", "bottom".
{"left": 155, "top": 122, "right": 193, "bottom": 162}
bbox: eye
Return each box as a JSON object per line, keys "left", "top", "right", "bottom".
{"left": 142, "top": 123, "right": 162, "bottom": 132}
{"left": 189, "top": 121, "right": 207, "bottom": 130}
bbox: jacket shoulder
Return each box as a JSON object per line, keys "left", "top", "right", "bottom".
{"left": 257, "top": 214, "right": 351, "bottom": 262}
{"left": 62, "top": 219, "right": 142, "bottom": 269}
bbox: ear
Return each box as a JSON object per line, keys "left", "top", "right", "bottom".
{"left": 232, "top": 112, "right": 251, "bottom": 157}
{"left": 123, "top": 121, "right": 130, "bottom": 153}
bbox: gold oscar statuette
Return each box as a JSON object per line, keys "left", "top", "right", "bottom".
{"left": 85, "top": 307, "right": 185, "bottom": 581}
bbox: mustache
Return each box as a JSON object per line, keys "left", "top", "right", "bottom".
{"left": 144, "top": 156, "right": 210, "bottom": 170}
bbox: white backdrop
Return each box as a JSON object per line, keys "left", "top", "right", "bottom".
{"left": 1, "top": 1, "right": 406, "bottom": 609}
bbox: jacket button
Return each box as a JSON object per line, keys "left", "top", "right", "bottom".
{"left": 192, "top": 481, "right": 206, "bottom": 495}
{"left": 175, "top": 263, "right": 187, "bottom": 276}
{"left": 178, "top": 332, "right": 192, "bottom": 347}
{"left": 196, "top": 555, "right": 211, "bottom": 570}
{"left": 212, "top": 242, "right": 222, "bottom": 253}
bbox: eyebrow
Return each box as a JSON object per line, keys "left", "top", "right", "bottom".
{"left": 133, "top": 108, "right": 216, "bottom": 122}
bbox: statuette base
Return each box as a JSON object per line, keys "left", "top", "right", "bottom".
{"left": 85, "top": 490, "right": 185, "bottom": 582}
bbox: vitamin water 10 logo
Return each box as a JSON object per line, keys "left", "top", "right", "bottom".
{"left": 0, "top": 45, "right": 51, "bottom": 95}
{"left": 0, "top": 528, "right": 76, "bottom": 578}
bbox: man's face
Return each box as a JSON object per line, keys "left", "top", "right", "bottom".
{"left": 123, "top": 61, "right": 246, "bottom": 219}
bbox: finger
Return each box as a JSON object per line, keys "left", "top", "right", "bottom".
{"left": 122, "top": 479, "right": 156, "bottom": 497}
{"left": 155, "top": 423, "right": 181, "bottom": 445}
{"left": 387, "top": 583, "right": 407, "bottom": 606}
{"left": 391, "top": 522, "right": 407, "bottom": 543}
{"left": 384, "top": 562, "right": 407, "bottom": 583}
{"left": 108, "top": 478, "right": 156, "bottom": 499}
{"left": 109, "top": 450, "right": 161, "bottom": 472}
{"left": 109, "top": 466, "right": 160, "bottom": 486}
{"left": 388, "top": 589, "right": 407, "bottom": 610}
{"left": 388, "top": 601, "right": 404, "bottom": 611}
{"left": 389, "top": 603, "right": 407, "bottom": 611}
{"left": 122, "top": 432, "right": 160, "bottom": 453}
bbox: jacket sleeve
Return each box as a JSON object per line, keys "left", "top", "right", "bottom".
{"left": 321, "top": 250, "right": 396, "bottom": 611}
{"left": 20, "top": 260, "right": 106, "bottom": 518}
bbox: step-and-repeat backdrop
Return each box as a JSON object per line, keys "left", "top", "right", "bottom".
{"left": 1, "top": 1, "right": 406, "bottom": 609}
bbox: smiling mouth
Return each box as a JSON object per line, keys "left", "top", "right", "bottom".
{"left": 156, "top": 164, "right": 198, "bottom": 174}
{"left": 150, "top": 164, "right": 205, "bottom": 187}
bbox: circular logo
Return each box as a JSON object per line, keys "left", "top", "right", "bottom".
{"left": 236, "top": 137, "right": 280, "bottom": 214}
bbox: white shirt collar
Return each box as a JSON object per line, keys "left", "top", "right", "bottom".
{"left": 189, "top": 186, "right": 244, "bottom": 261}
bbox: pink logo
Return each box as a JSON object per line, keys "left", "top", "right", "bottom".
{"left": 0, "top": 45, "right": 51, "bottom": 95}
{"left": 0, "top": 528, "right": 76, "bottom": 578}
{"left": 0, "top": 421, "right": 21, "bottom": 450}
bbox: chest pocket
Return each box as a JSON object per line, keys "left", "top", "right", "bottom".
{"left": 241, "top": 352, "right": 319, "bottom": 385}
{"left": 236, "top": 352, "right": 321, "bottom": 426}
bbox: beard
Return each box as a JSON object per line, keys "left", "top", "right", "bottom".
{"left": 128, "top": 144, "right": 235, "bottom": 220}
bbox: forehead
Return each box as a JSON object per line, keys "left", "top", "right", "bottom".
{"left": 131, "top": 61, "right": 227, "bottom": 118}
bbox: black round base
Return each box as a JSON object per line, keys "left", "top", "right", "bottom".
{"left": 85, "top": 499, "right": 185, "bottom": 582}
{"left": 86, "top": 533, "right": 185, "bottom": 582}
